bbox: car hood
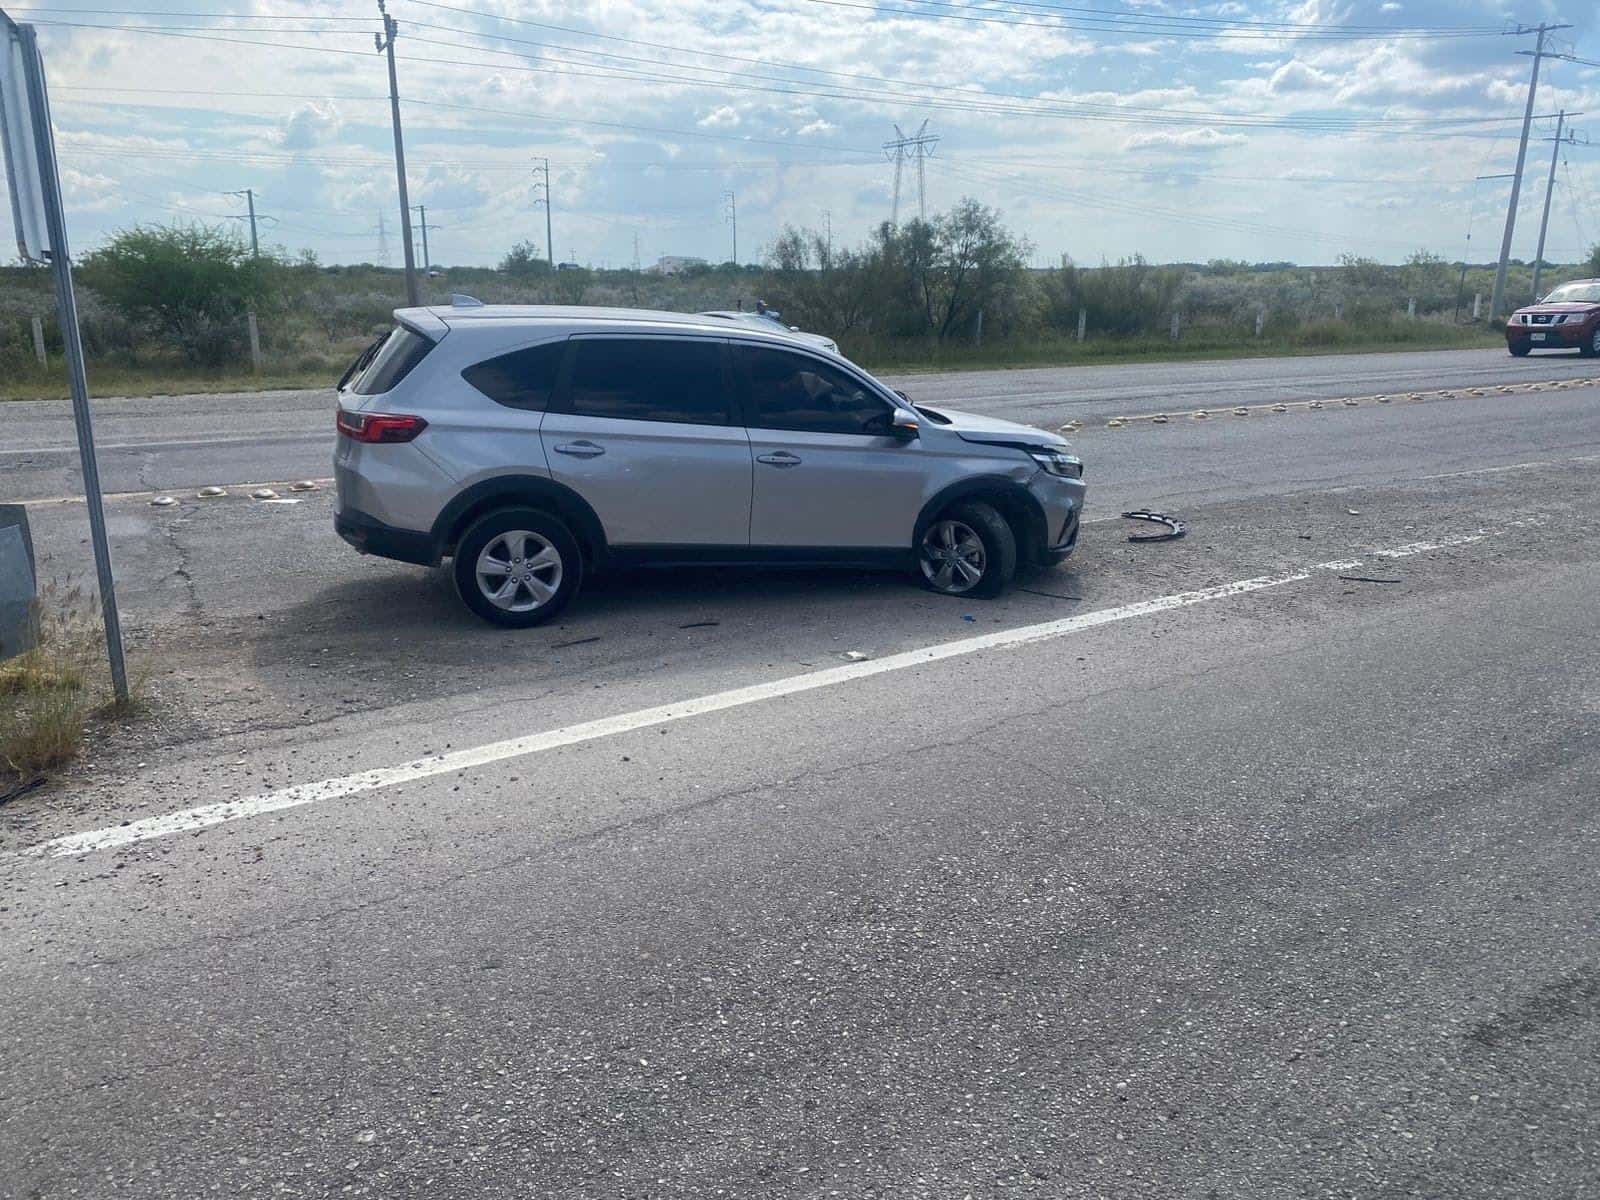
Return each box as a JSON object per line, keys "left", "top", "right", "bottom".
{"left": 919, "top": 406, "right": 1071, "bottom": 449}
{"left": 1513, "top": 302, "right": 1599, "bottom": 316}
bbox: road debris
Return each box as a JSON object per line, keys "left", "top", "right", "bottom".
{"left": 552, "top": 635, "right": 602, "bottom": 649}
{"left": 1346, "top": 508, "right": 1362, "bottom": 516}
{"left": 1339, "top": 575, "right": 1403, "bottom": 584}
{"left": 0, "top": 776, "right": 46, "bottom": 806}
{"left": 678, "top": 621, "right": 720, "bottom": 629}
{"left": 1121, "top": 510, "right": 1187, "bottom": 543}
{"left": 842, "top": 650, "right": 871, "bottom": 661}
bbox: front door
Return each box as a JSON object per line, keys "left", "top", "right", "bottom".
{"left": 737, "top": 344, "right": 926, "bottom": 550}
{"left": 540, "top": 335, "right": 751, "bottom": 547}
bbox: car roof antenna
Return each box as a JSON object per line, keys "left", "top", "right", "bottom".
{"left": 450, "top": 294, "right": 485, "bottom": 308}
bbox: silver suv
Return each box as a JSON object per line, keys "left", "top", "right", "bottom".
{"left": 334, "top": 302, "right": 1086, "bottom": 627}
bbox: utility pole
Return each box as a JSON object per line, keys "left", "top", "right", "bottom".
{"left": 234, "top": 188, "right": 259, "bottom": 255}
{"left": 822, "top": 208, "right": 832, "bottom": 266}
{"left": 1532, "top": 110, "right": 1584, "bottom": 301}
{"left": 723, "top": 190, "right": 737, "bottom": 265}
{"left": 376, "top": 0, "right": 419, "bottom": 307}
{"left": 532, "top": 157, "right": 553, "bottom": 269}
{"left": 1489, "top": 23, "right": 1570, "bottom": 321}
{"left": 409, "top": 203, "right": 439, "bottom": 271}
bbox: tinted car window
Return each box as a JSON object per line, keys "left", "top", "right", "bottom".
{"left": 740, "top": 346, "right": 890, "bottom": 435}
{"left": 462, "top": 340, "right": 567, "bottom": 411}
{"left": 352, "top": 326, "right": 434, "bottom": 396}
{"left": 567, "top": 338, "right": 730, "bottom": 425}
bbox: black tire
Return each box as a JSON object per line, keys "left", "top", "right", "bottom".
{"left": 1580, "top": 327, "right": 1600, "bottom": 358}
{"left": 452, "top": 507, "right": 582, "bottom": 628}
{"left": 917, "top": 500, "right": 1018, "bottom": 599}
{"left": 1509, "top": 343, "right": 1531, "bottom": 357}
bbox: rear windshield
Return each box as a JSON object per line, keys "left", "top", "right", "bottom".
{"left": 352, "top": 326, "right": 435, "bottom": 395}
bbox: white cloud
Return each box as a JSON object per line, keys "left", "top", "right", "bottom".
{"left": 697, "top": 105, "right": 741, "bottom": 129}
{"left": 1125, "top": 128, "right": 1249, "bottom": 152}
{"left": 280, "top": 103, "right": 341, "bottom": 152}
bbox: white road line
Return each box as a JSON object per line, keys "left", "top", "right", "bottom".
{"left": 1373, "top": 534, "right": 1486, "bottom": 559}
{"left": 21, "top": 570, "right": 1311, "bottom": 860}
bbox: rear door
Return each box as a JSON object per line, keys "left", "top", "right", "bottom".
{"left": 539, "top": 335, "right": 752, "bottom": 547}
{"left": 737, "top": 343, "right": 927, "bottom": 550}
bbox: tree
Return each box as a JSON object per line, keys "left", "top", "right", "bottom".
{"left": 1586, "top": 242, "right": 1600, "bottom": 277}
{"left": 78, "top": 224, "right": 276, "bottom": 366}
{"left": 500, "top": 240, "right": 550, "bottom": 277}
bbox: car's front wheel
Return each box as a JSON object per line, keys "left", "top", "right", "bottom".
{"left": 1509, "top": 342, "right": 1531, "bottom": 357}
{"left": 918, "top": 501, "right": 1017, "bottom": 599}
{"left": 453, "top": 507, "right": 581, "bottom": 627}
{"left": 1580, "top": 326, "right": 1600, "bottom": 358}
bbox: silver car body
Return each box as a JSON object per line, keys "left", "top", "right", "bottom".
{"left": 335, "top": 304, "right": 1085, "bottom": 574}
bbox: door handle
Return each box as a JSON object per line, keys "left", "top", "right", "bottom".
{"left": 554, "top": 440, "right": 605, "bottom": 458}
{"left": 757, "top": 451, "right": 802, "bottom": 468}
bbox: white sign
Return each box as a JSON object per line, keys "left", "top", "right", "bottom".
{"left": 0, "top": 16, "right": 50, "bottom": 263}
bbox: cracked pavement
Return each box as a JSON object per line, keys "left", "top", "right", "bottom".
{"left": 2, "top": 349, "right": 1599, "bottom": 1198}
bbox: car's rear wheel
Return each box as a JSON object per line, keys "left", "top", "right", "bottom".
{"left": 453, "top": 507, "right": 581, "bottom": 627}
{"left": 1509, "top": 342, "right": 1531, "bottom": 357}
{"left": 918, "top": 501, "right": 1017, "bottom": 599}
{"left": 1580, "top": 327, "right": 1600, "bottom": 358}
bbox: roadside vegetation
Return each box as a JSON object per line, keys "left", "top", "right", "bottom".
{"left": 3, "top": 203, "right": 1594, "bottom": 399}
{"left": 0, "top": 584, "right": 136, "bottom": 788}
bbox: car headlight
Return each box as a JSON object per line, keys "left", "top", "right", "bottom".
{"left": 1029, "top": 449, "right": 1083, "bottom": 479}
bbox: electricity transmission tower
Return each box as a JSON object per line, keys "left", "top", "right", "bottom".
{"left": 1488, "top": 22, "right": 1572, "bottom": 321}
{"left": 376, "top": 210, "right": 391, "bottom": 266}
{"left": 723, "top": 190, "right": 737, "bottom": 264}
{"left": 884, "top": 120, "right": 938, "bottom": 227}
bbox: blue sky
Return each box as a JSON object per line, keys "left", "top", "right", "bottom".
{"left": 3, "top": 0, "right": 1597, "bottom": 268}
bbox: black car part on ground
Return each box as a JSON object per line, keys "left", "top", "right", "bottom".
{"left": 1122, "top": 511, "right": 1187, "bottom": 543}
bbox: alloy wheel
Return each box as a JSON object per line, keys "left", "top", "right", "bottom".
{"left": 475, "top": 530, "right": 563, "bottom": 612}
{"left": 920, "top": 519, "right": 987, "bottom": 594}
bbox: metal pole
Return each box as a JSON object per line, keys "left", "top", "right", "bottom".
{"left": 414, "top": 203, "right": 429, "bottom": 270}
{"left": 1489, "top": 26, "right": 1550, "bottom": 321}
{"left": 542, "top": 158, "right": 553, "bottom": 269}
{"left": 18, "top": 23, "right": 127, "bottom": 702}
{"left": 378, "top": 5, "right": 419, "bottom": 307}
{"left": 245, "top": 187, "right": 258, "bottom": 257}
{"left": 1531, "top": 110, "right": 1565, "bottom": 302}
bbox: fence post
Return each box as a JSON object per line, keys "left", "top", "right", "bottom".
{"left": 31, "top": 316, "right": 45, "bottom": 366}
{"left": 1407, "top": 297, "right": 1416, "bottom": 319}
{"left": 247, "top": 311, "right": 262, "bottom": 372}
{"left": 974, "top": 307, "right": 983, "bottom": 347}
{"left": 1170, "top": 311, "right": 1180, "bottom": 343}
{"left": 1472, "top": 293, "right": 1482, "bottom": 319}
{"left": 1076, "top": 308, "right": 1086, "bottom": 342}
{"left": 1334, "top": 302, "right": 1343, "bottom": 322}
{"left": 1254, "top": 309, "right": 1265, "bottom": 338}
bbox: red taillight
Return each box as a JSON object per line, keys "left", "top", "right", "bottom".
{"left": 336, "top": 410, "right": 428, "bottom": 443}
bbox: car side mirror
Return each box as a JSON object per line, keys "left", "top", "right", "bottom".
{"left": 887, "top": 410, "right": 920, "bottom": 439}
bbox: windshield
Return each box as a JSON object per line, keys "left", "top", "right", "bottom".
{"left": 1541, "top": 282, "right": 1600, "bottom": 304}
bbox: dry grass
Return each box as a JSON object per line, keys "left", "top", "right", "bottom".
{"left": 0, "top": 583, "right": 130, "bottom": 780}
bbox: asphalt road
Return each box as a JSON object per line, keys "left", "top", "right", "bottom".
{"left": 2, "top": 349, "right": 1598, "bottom": 1198}
{"left": 3, "top": 345, "right": 1597, "bottom": 501}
